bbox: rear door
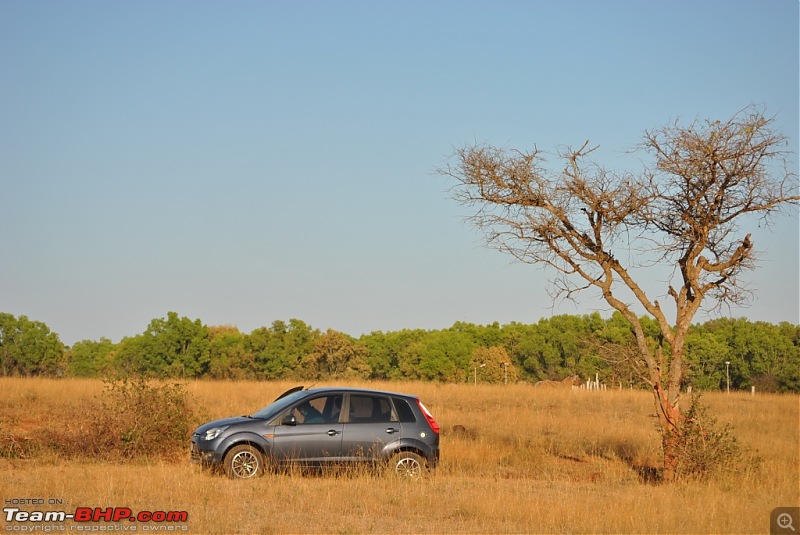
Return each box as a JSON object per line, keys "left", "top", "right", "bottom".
{"left": 340, "top": 393, "right": 400, "bottom": 462}
{"left": 270, "top": 393, "right": 344, "bottom": 464}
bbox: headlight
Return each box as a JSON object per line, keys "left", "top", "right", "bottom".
{"left": 204, "top": 426, "right": 228, "bottom": 441}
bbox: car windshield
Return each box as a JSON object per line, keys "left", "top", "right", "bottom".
{"left": 249, "top": 390, "right": 308, "bottom": 420}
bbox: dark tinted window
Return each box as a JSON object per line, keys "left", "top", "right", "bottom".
{"left": 348, "top": 395, "right": 394, "bottom": 423}
{"left": 392, "top": 397, "right": 417, "bottom": 423}
{"left": 287, "top": 394, "right": 343, "bottom": 424}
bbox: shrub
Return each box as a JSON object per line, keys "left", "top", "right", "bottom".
{"left": 101, "top": 376, "right": 195, "bottom": 458}
{"left": 43, "top": 376, "right": 195, "bottom": 460}
{"left": 671, "top": 395, "right": 760, "bottom": 481}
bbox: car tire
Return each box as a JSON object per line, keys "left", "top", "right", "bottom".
{"left": 223, "top": 445, "right": 264, "bottom": 479}
{"left": 389, "top": 451, "right": 427, "bottom": 478}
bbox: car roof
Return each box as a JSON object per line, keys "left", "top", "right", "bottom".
{"left": 299, "top": 386, "right": 419, "bottom": 399}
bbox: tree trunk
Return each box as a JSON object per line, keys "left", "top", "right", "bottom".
{"left": 660, "top": 420, "right": 680, "bottom": 482}
{"left": 652, "top": 383, "right": 682, "bottom": 482}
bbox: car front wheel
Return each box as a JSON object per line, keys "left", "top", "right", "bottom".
{"left": 224, "top": 445, "right": 264, "bottom": 479}
{"left": 389, "top": 451, "right": 427, "bottom": 478}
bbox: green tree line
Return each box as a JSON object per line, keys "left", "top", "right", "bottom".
{"left": 1, "top": 311, "right": 798, "bottom": 392}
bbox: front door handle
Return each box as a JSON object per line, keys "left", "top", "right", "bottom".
{"left": 327, "top": 429, "right": 341, "bottom": 436}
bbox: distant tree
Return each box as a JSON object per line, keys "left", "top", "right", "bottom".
{"left": 773, "top": 322, "right": 800, "bottom": 392}
{"left": 248, "top": 319, "right": 319, "bottom": 378}
{"left": 440, "top": 105, "right": 799, "bottom": 480}
{"left": 450, "top": 321, "right": 504, "bottom": 347}
{"left": 114, "top": 312, "right": 210, "bottom": 377}
{"left": 537, "top": 315, "right": 596, "bottom": 380}
{"left": 521, "top": 323, "right": 559, "bottom": 379}
{"left": 302, "top": 329, "right": 371, "bottom": 380}
{"left": 706, "top": 318, "right": 800, "bottom": 392}
{"left": 207, "top": 326, "right": 252, "bottom": 379}
{"left": 498, "top": 315, "right": 600, "bottom": 382}
{"left": 426, "top": 328, "right": 478, "bottom": 382}
{"left": 683, "top": 327, "right": 731, "bottom": 390}
{"left": 495, "top": 322, "right": 533, "bottom": 379}
{"left": 66, "top": 338, "right": 116, "bottom": 377}
{"left": 360, "top": 328, "right": 427, "bottom": 380}
{"left": 469, "top": 346, "right": 518, "bottom": 384}
{"left": 0, "top": 313, "right": 65, "bottom": 376}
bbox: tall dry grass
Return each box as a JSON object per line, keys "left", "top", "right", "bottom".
{"left": 1, "top": 377, "right": 797, "bottom": 534}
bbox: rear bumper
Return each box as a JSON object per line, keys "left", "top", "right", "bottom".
{"left": 427, "top": 447, "right": 440, "bottom": 469}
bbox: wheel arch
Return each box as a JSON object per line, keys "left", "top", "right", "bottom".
{"left": 383, "top": 440, "right": 429, "bottom": 462}
{"left": 220, "top": 433, "right": 271, "bottom": 462}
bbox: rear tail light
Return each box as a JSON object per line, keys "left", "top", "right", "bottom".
{"left": 416, "top": 399, "right": 440, "bottom": 435}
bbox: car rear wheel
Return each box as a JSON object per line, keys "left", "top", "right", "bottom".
{"left": 389, "top": 451, "right": 426, "bottom": 478}
{"left": 224, "top": 445, "right": 264, "bottom": 479}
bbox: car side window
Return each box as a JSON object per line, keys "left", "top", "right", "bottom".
{"left": 326, "top": 394, "right": 343, "bottom": 423}
{"left": 348, "top": 395, "right": 395, "bottom": 423}
{"left": 289, "top": 395, "right": 342, "bottom": 425}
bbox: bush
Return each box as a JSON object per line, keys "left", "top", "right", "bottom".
{"left": 44, "top": 376, "right": 195, "bottom": 460}
{"left": 102, "top": 376, "right": 195, "bottom": 458}
{"left": 671, "top": 395, "right": 760, "bottom": 481}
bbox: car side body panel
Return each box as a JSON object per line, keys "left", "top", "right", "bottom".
{"left": 270, "top": 422, "right": 345, "bottom": 463}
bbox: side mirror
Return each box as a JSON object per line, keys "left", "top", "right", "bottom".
{"left": 281, "top": 414, "right": 297, "bottom": 426}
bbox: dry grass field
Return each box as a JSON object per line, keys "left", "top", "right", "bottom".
{"left": 1, "top": 378, "right": 798, "bottom": 534}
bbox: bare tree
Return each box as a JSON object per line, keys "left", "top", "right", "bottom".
{"left": 438, "top": 105, "right": 798, "bottom": 480}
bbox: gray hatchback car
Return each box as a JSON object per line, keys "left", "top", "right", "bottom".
{"left": 190, "top": 386, "right": 440, "bottom": 479}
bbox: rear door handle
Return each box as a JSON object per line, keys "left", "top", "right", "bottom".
{"left": 385, "top": 427, "right": 398, "bottom": 434}
{"left": 327, "top": 429, "right": 341, "bottom": 436}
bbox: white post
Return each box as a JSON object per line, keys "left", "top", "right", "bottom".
{"left": 725, "top": 361, "right": 731, "bottom": 394}
{"left": 751, "top": 385, "right": 755, "bottom": 396}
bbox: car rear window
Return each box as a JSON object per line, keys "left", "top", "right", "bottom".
{"left": 392, "top": 397, "right": 417, "bottom": 423}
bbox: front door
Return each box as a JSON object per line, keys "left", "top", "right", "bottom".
{"left": 271, "top": 393, "right": 344, "bottom": 464}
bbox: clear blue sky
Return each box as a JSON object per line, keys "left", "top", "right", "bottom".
{"left": 1, "top": 1, "right": 797, "bottom": 345}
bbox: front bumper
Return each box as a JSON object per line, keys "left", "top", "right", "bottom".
{"left": 190, "top": 436, "right": 221, "bottom": 466}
